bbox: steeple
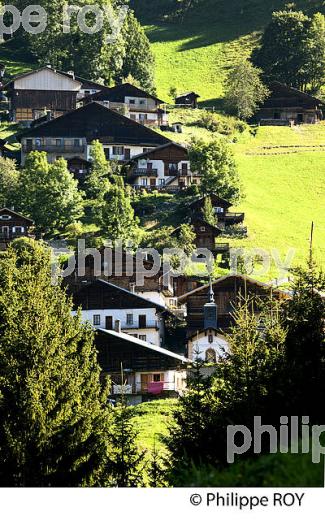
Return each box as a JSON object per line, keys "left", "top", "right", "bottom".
{"left": 204, "top": 278, "right": 218, "bottom": 329}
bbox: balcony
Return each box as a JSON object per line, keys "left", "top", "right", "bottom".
{"left": 0, "top": 230, "right": 28, "bottom": 240}
{"left": 214, "top": 243, "right": 230, "bottom": 254}
{"left": 131, "top": 168, "right": 158, "bottom": 177}
{"left": 220, "top": 212, "right": 245, "bottom": 225}
{"left": 22, "top": 144, "right": 85, "bottom": 154}
{"left": 111, "top": 381, "right": 176, "bottom": 395}
{"left": 122, "top": 320, "right": 159, "bottom": 330}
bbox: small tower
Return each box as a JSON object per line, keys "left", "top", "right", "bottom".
{"left": 204, "top": 278, "right": 218, "bottom": 329}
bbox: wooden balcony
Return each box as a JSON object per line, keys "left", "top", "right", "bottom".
{"left": 214, "top": 243, "right": 230, "bottom": 254}
{"left": 131, "top": 168, "right": 158, "bottom": 177}
{"left": 219, "top": 212, "right": 245, "bottom": 225}
{"left": 22, "top": 144, "right": 85, "bottom": 154}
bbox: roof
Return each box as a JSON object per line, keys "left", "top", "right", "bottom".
{"left": 0, "top": 207, "right": 34, "bottom": 223}
{"left": 189, "top": 194, "right": 232, "bottom": 209}
{"left": 19, "top": 102, "right": 171, "bottom": 146}
{"left": 269, "top": 82, "right": 323, "bottom": 105}
{"left": 178, "top": 274, "right": 289, "bottom": 303}
{"left": 72, "top": 278, "right": 169, "bottom": 313}
{"left": 130, "top": 141, "right": 188, "bottom": 161}
{"left": 176, "top": 91, "right": 200, "bottom": 98}
{"left": 191, "top": 217, "right": 223, "bottom": 234}
{"left": 2, "top": 66, "right": 82, "bottom": 90}
{"left": 97, "top": 328, "right": 190, "bottom": 363}
{"left": 84, "top": 82, "right": 165, "bottom": 104}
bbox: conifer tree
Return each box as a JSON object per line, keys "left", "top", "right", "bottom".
{"left": 147, "top": 440, "right": 166, "bottom": 488}
{"left": 109, "top": 370, "right": 145, "bottom": 487}
{"left": 0, "top": 239, "right": 113, "bottom": 486}
{"left": 202, "top": 196, "right": 217, "bottom": 226}
{"left": 85, "top": 140, "right": 111, "bottom": 200}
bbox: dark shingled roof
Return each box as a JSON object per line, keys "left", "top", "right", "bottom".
{"left": 19, "top": 102, "right": 171, "bottom": 146}
{"left": 84, "top": 82, "right": 165, "bottom": 104}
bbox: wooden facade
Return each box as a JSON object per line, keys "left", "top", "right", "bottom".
{"left": 190, "top": 194, "right": 245, "bottom": 227}
{"left": 256, "top": 82, "right": 324, "bottom": 125}
{"left": 175, "top": 92, "right": 200, "bottom": 108}
{"left": 179, "top": 274, "right": 288, "bottom": 335}
{"left": 0, "top": 208, "right": 33, "bottom": 250}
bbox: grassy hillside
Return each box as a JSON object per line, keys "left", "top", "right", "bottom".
{"left": 131, "top": 0, "right": 324, "bottom": 103}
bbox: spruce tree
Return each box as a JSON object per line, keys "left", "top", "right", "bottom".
{"left": 0, "top": 239, "right": 113, "bottom": 486}
{"left": 109, "top": 372, "right": 145, "bottom": 487}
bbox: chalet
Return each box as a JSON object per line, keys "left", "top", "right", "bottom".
{"left": 0, "top": 207, "right": 34, "bottom": 250}
{"left": 256, "top": 82, "right": 324, "bottom": 125}
{"left": 178, "top": 274, "right": 289, "bottom": 337}
{"left": 96, "top": 329, "right": 188, "bottom": 404}
{"left": 19, "top": 102, "right": 170, "bottom": 166}
{"left": 70, "top": 279, "right": 174, "bottom": 347}
{"left": 190, "top": 194, "right": 245, "bottom": 228}
{"left": 191, "top": 218, "right": 230, "bottom": 258}
{"left": 127, "top": 142, "right": 201, "bottom": 191}
{"left": 175, "top": 91, "right": 200, "bottom": 108}
{"left": 2, "top": 66, "right": 107, "bottom": 124}
{"left": 82, "top": 82, "right": 169, "bottom": 127}
{"left": 64, "top": 247, "right": 176, "bottom": 309}
{"left": 2, "top": 66, "right": 82, "bottom": 123}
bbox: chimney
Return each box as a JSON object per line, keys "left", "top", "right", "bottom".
{"left": 129, "top": 283, "right": 135, "bottom": 293}
{"left": 204, "top": 278, "right": 218, "bottom": 329}
{"left": 114, "top": 319, "right": 121, "bottom": 333}
{"left": 67, "top": 70, "right": 75, "bottom": 80}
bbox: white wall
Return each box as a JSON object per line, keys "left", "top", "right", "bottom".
{"left": 72, "top": 307, "right": 162, "bottom": 346}
{"left": 188, "top": 332, "right": 229, "bottom": 361}
{"left": 134, "top": 158, "right": 191, "bottom": 187}
{"left": 15, "top": 68, "right": 81, "bottom": 91}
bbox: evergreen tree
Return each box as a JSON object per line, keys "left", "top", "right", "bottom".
{"left": 305, "top": 13, "right": 325, "bottom": 93}
{"left": 147, "top": 441, "right": 166, "bottom": 488}
{"left": 189, "top": 139, "right": 242, "bottom": 203}
{"left": 224, "top": 60, "right": 270, "bottom": 119}
{"left": 85, "top": 140, "right": 111, "bottom": 200}
{"left": 202, "top": 196, "right": 217, "bottom": 226}
{"left": 17, "top": 153, "right": 83, "bottom": 235}
{"left": 109, "top": 371, "right": 145, "bottom": 487}
{"left": 0, "top": 239, "right": 113, "bottom": 486}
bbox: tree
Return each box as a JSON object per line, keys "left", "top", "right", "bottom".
{"left": 96, "top": 182, "right": 140, "bottom": 243}
{"left": 224, "top": 60, "right": 270, "bottom": 119}
{"left": 17, "top": 152, "right": 83, "bottom": 235}
{"left": 252, "top": 8, "right": 325, "bottom": 92}
{"left": 0, "top": 157, "right": 19, "bottom": 208}
{"left": 85, "top": 140, "right": 111, "bottom": 200}
{"left": 189, "top": 139, "right": 242, "bottom": 203}
{"left": 305, "top": 13, "right": 325, "bottom": 93}
{"left": 0, "top": 239, "right": 113, "bottom": 486}
{"left": 283, "top": 259, "right": 325, "bottom": 421}
{"left": 109, "top": 373, "right": 144, "bottom": 487}
{"left": 202, "top": 196, "right": 217, "bottom": 226}
{"left": 117, "top": 10, "right": 156, "bottom": 93}
{"left": 169, "top": 86, "right": 178, "bottom": 102}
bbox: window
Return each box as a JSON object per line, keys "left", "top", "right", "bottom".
{"left": 56, "top": 138, "right": 63, "bottom": 147}
{"left": 200, "top": 226, "right": 206, "bottom": 232}
{"left": 104, "top": 148, "right": 110, "bottom": 160}
{"left": 168, "top": 163, "right": 178, "bottom": 173}
{"left": 141, "top": 178, "right": 148, "bottom": 186}
{"left": 74, "top": 139, "right": 80, "bottom": 147}
{"left": 139, "top": 315, "right": 147, "bottom": 328}
{"left": 113, "top": 146, "right": 124, "bottom": 156}
{"left": 14, "top": 226, "right": 24, "bottom": 234}
{"left": 15, "top": 108, "right": 33, "bottom": 121}
{"left": 35, "top": 138, "right": 42, "bottom": 148}
{"left": 139, "top": 100, "right": 145, "bottom": 105}
{"left": 93, "top": 315, "right": 101, "bottom": 326}
{"left": 153, "top": 373, "right": 162, "bottom": 382}
{"left": 126, "top": 314, "right": 134, "bottom": 325}
{"left": 0, "top": 214, "right": 11, "bottom": 220}
{"left": 129, "top": 99, "right": 136, "bottom": 105}
{"left": 139, "top": 335, "right": 147, "bottom": 342}
{"left": 215, "top": 207, "right": 224, "bottom": 214}
{"left": 205, "top": 348, "right": 216, "bottom": 363}
{"left": 159, "top": 179, "right": 165, "bottom": 185}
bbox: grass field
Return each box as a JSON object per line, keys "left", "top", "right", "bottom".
{"left": 131, "top": 0, "right": 324, "bottom": 103}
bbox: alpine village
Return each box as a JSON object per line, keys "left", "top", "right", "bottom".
{"left": 0, "top": 0, "right": 324, "bottom": 488}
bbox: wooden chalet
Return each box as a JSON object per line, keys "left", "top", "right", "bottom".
{"left": 175, "top": 91, "right": 200, "bottom": 108}
{"left": 2, "top": 66, "right": 108, "bottom": 124}
{"left": 69, "top": 279, "right": 172, "bottom": 347}
{"left": 190, "top": 194, "right": 245, "bottom": 227}
{"left": 19, "top": 102, "right": 170, "bottom": 167}
{"left": 178, "top": 274, "right": 289, "bottom": 335}
{"left": 191, "top": 218, "right": 230, "bottom": 258}
{"left": 127, "top": 142, "right": 201, "bottom": 191}
{"left": 0, "top": 207, "right": 33, "bottom": 250}
{"left": 95, "top": 329, "right": 189, "bottom": 404}
{"left": 82, "top": 82, "right": 168, "bottom": 127}
{"left": 64, "top": 247, "right": 175, "bottom": 308}
{"left": 256, "top": 82, "right": 324, "bottom": 125}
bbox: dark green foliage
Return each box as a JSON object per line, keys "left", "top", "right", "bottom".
{"left": 189, "top": 138, "right": 242, "bottom": 203}
{"left": 252, "top": 8, "right": 325, "bottom": 92}
{"left": 0, "top": 239, "right": 113, "bottom": 486}
{"left": 0, "top": 157, "right": 19, "bottom": 208}
{"left": 109, "top": 388, "right": 145, "bottom": 487}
